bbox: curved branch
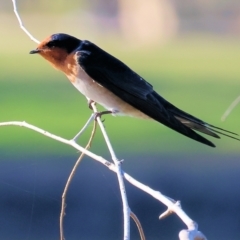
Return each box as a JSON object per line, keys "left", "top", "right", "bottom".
{"left": 60, "top": 120, "right": 97, "bottom": 240}
{"left": 130, "top": 212, "right": 145, "bottom": 240}
{"left": 91, "top": 103, "right": 130, "bottom": 239}
{"left": 0, "top": 121, "right": 206, "bottom": 239}
{"left": 221, "top": 95, "right": 240, "bottom": 121}
{"left": 9, "top": 1, "right": 207, "bottom": 239}
{"left": 12, "top": 0, "right": 40, "bottom": 44}
{"left": 11, "top": 1, "right": 130, "bottom": 236}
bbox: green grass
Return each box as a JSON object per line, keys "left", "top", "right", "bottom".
{"left": 1, "top": 30, "right": 240, "bottom": 156}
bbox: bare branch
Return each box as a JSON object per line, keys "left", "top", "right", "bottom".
{"left": 12, "top": 0, "right": 40, "bottom": 44}
{"left": 11, "top": 0, "right": 130, "bottom": 236}
{"left": 90, "top": 103, "right": 130, "bottom": 239}
{"left": 8, "top": 1, "right": 207, "bottom": 239}
{"left": 0, "top": 121, "right": 103, "bottom": 162}
{"left": 0, "top": 121, "right": 202, "bottom": 238}
{"left": 179, "top": 229, "right": 207, "bottom": 240}
{"left": 130, "top": 211, "right": 145, "bottom": 240}
{"left": 60, "top": 120, "right": 97, "bottom": 240}
{"left": 221, "top": 95, "right": 240, "bottom": 121}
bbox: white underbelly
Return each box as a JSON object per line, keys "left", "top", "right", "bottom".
{"left": 72, "top": 76, "right": 119, "bottom": 109}
{"left": 68, "top": 69, "right": 149, "bottom": 119}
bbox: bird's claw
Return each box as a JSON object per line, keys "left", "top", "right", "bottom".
{"left": 94, "top": 111, "right": 113, "bottom": 121}
{"left": 88, "top": 99, "right": 95, "bottom": 110}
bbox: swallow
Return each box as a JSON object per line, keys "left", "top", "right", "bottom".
{"left": 29, "top": 33, "right": 239, "bottom": 147}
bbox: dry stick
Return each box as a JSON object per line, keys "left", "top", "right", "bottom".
{"left": 11, "top": 1, "right": 130, "bottom": 238}
{"left": 91, "top": 103, "right": 130, "bottom": 239}
{"left": 9, "top": 1, "right": 207, "bottom": 239}
{"left": 60, "top": 121, "right": 97, "bottom": 240}
{"left": 221, "top": 95, "right": 240, "bottom": 121}
{"left": 12, "top": 0, "right": 39, "bottom": 44}
{"left": 130, "top": 212, "right": 145, "bottom": 240}
{"left": 0, "top": 121, "right": 206, "bottom": 240}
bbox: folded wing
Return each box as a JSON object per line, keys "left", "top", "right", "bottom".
{"left": 77, "top": 40, "right": 239, "bottom": 147}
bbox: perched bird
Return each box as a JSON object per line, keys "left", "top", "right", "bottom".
{"left": 30, "top": 33, "right": 239, "bottom": 147}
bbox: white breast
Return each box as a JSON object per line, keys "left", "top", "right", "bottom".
{"left": 68, "top": 67, "right": 149, "bottom": 119}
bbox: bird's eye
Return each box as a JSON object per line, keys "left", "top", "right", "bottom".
{"left": 46, "top": 40, "right": 58, "bottom": 48}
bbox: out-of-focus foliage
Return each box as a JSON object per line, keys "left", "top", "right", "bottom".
{"left": 0, "top": 3, "right": 240, "bottom": 240}
{"left": 0, "top": 1, "right": 239, "bottom": 156}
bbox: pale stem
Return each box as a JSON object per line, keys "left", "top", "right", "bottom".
{"left": 130, "top": 211, "right": 145, "bottom": 240}
{"left": 12, "top": 0, "right": 40, "bottom": 44}
{"left": 0, "top": 121, "right": 204, "bottom": 239}
{"left": 90, "top": 103, "right": 130, "bottom": 240}
{"left": 60, "top": 120, "right": 97, "bottom": 240}
{"left": 221, "top": 95, "right": 240, "bottom": 121}
{"left": 8, "top": 1, "right": 207, "bottom": 238}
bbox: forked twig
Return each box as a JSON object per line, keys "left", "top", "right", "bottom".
{"left": 60, "top": 120, "right": 97, "bottom": 240}
{"left": 0, "top": 120, "right": 207, "bottom": 240}
{"left": 7, "top": 1, "right": 208, "bottom": 239}
{"left": 91, "top": 103, "right": 130, "bottom": 238}
{"left": 11, "top": 1, "right": 130, "bottom": 238}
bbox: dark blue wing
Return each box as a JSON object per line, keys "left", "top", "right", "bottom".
{"left": 76, "top": 40, "right": 222, "bottom": 147}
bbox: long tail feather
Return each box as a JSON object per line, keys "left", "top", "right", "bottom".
{"left": 175, "top": 117, "right": 220, "bottom": 138}
{"left": 207, "top": 127, "right": 240, "bottom": 141}
{"left": 207, "top": 124, "right": 239, "bottom": 136}
{"left": 167, "top": 103, "right": 239, "bottom": 142}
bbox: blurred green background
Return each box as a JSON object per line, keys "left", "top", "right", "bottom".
{"left": 0, "top": 1, "right": 239, "bottom": 156}
{"left": 0, "top": 1, "right": 240, "bottom": 240}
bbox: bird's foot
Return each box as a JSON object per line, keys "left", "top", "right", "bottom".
{"left": 94, "top": 110, "right": 113, "bottom": 121}
{"left": 88, "top": 99, "right": 96, "bottom": 110}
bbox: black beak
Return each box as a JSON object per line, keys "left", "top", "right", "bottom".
{"left": 29, "top": 49, "right": 40, "bottom": 54}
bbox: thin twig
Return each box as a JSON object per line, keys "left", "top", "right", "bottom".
{"left": 91, "top": 103, "right": 130, "bottom": 239}
{"left": 11, "top": 2, "right": 130, "bottom": 236}
{"left": 9, "top": 1, "right": 206, "bottom": 238}
{"left": 1, "top": 121, "right": 206, "bottom": 238}
{"left": 221, "top": 95, "right": 240, "bottom": 121}
{"left": 72, "top": 113, "right": 96, "bottom": 141}
{"left": 130, "top": 211, "right": 145, "bottom": 240}
{"left": 60, "top": 121, "right": 97, "bottom": 240}
{"left": 12, "top": 0, "right": 40, "bottom": 44}
{"left": 0, "top": 121, "right": 103, "bottom": 162}
{"left": 0, "top": 121, "right": 197, "bottom": 233}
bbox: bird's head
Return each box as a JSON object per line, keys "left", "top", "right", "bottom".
{"left": 30, "top": 33, "right": 81, "bottom": 69}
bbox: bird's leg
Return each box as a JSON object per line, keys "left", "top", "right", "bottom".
{"left": 87, "top": 98, "right": 117, "bottom": 121}
{"left": 88, "top": 99, "right": 95, "bottom": 110}
{"left": 87, "top": 99, "right": 111, "bottom": 121}
{"left": 94, "top": 110, "right": 113, "bottom": 121}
